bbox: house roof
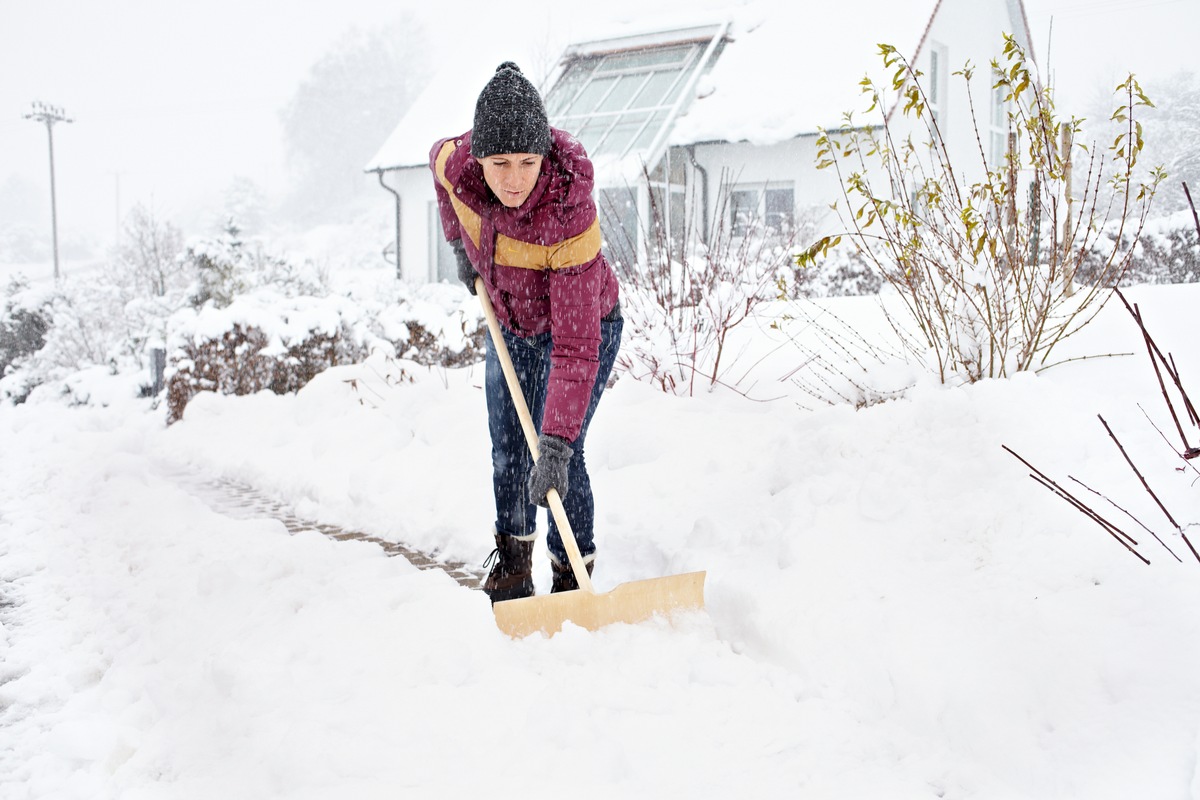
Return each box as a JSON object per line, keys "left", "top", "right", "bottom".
{"left": 366, "top": 0, "right": 1031, "bottom": 172}
{"left": 364, "top": 0, "right": 743, "bottom": 172}
{"left": 669, "top": 5, "right": 935, "bottom": 147}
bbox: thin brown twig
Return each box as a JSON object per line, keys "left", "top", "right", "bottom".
{"left": 1183, "top": 182, "right": 1200, "bottom": 243}
{"left": 1002, "top": 445, "right": 1148, "bottom": 564}
{"left": 1167, "top": 352, "right": 1200, "bottom": 430}
{"left": 1131, "top": 299, "right": 1190, "bottom": 451}
{"left": 1033, "top": 351, "right": 1135, "bottom": 373}
{"left": 1115, "top": 288, "right": 1200, "bottom": 448}
{"left": 1069, "top": 474, "right": 1181, "bottom": 562}
{"left": 1028, "top": 474, "right": 1149, "bottom": 564}
{"left": 1097, "top": 414, "right": 1200, "bottom": 564}
{"left": 1137, "top": 404, "right": 1200, "bottom": 479}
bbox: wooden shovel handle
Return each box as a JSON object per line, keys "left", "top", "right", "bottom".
{"left": 476, "top": 278, "right": 596, "bottom": 593}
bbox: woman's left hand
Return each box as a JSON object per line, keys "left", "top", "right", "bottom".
{"left": 528, "top": 434, "right": 573, "bottom": 507}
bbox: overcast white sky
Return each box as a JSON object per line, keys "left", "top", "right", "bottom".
{"left": 1, "top": 0, "right": 1196, "bottom": 252}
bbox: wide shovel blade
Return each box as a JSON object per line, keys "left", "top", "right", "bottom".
{"left": 493, "top": 570, "right": 706, "bottom": 638}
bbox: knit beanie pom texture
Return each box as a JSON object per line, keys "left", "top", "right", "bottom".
{"left": 471, "top": 62, "right": 552, "bottom": 158}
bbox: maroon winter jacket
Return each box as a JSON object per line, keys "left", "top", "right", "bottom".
{"left": 430, "top": 127, "right": 620, "bottom": 442}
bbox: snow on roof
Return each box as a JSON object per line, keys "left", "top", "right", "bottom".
{"left": 366, "top": 0, "right": 941, "bottom": 171}
{"left": 670, "top": 4, "right": 935, "bottom": 147}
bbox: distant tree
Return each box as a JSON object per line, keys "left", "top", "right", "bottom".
{"left": 1083, "top": 70, "right": 1199, "bottom": 214}
{"left": 113, "top": 203, "right": 186, "bottom": 298}
{"left": 279, "top": 17, "right": 431, "bottom": 222}
{"left": 1139, "top": 71, "right": 1200, "bottom": 214}
{"left": 184, "top": 220, "right": 251, "bottom": 309}
{"left": 218, "top": 176, "right": 268, "bottom": 235}
{"left": 183, "top": 220, "right": 328, "bottom": 310}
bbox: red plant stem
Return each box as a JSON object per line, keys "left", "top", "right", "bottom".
{"left": 1184, "top": 182, "right": 1200, "bottom": 242}
{"left": 1002, "top": 445, "right": 1148, "bottom": 563}
{"left": 1183, "top": 531, "right": 1200, "bottom": 565}
{"left": 1070, "top": 474, "right": 1181, "bottom": 561}
{"left": 1116, "top": 288, "right": 1199, "bottom": 440}
{"left": 1168, "top": 352, "right": 1200, "bottom": 428}
{"left": 1095, "top": 414, "right": 1200, "bottom": 565}
{"left": 1030, "top": 474, "right": 1149, "bottom": 563}
{"left": 1129, "top": 296, "right": 1190, "bottom": 449}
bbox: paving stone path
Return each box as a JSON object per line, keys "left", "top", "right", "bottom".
{"left": 174, "top": 472, "right": 484, "bottom": 590}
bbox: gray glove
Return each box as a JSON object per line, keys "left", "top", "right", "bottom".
{"left": 450, "top": 238, "right": 477, "bottom": 295}
{"left": 528, "top": 434, "right": 573, "bottom": 507}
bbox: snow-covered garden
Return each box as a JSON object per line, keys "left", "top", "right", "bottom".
{"left": 2, "top": 207, "right": 1199, "bottom": 797}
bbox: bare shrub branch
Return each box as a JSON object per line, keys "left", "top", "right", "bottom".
{"left": 799, "top": 35, "right": 1164, "bottom": 385}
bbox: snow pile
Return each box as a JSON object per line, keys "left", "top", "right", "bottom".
{"left": 3, "top": 283, "right": 1200, "bottom": 798}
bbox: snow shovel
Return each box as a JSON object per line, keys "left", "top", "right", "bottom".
{"left": 475, "top": 278, "right": 706, "bottom": 638}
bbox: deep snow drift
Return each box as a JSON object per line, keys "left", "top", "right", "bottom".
{"left": 2, "top": 282, "right": 1199, "bottom": 799}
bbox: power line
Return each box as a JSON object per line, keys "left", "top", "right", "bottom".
{"left": 23, "top": 101, "right": 73, "bottom": 281}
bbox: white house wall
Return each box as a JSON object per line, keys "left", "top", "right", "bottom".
{"left": 912, "top": 0, "right": 1032, "bottom": 178}
{"left": 390, "top": 166, "right": 439, "bottom": 285}
{"left": 376, "top": 0, "right": 1032, "bottom": 285}
{"left": 690, "top": 136, "right": 843, "bottom": 238}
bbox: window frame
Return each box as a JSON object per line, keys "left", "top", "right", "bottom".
{"left": 544, "top": 36, "right": 718, "bottom": 163}
{"left": 727, "top": 182, "right": 796, "bottom": 238}
{"left": 927, "top": 41, "right": 949, "bottom": 132}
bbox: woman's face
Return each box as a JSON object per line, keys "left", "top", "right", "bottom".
{"left": 477, "top": 153, "right": 544, "bottom": 208}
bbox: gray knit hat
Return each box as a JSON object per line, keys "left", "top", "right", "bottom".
{"left": 471, "top": 62, "right": 552, "bottom": 158}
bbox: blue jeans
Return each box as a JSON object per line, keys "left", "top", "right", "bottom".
{"left": 484, "top": 314, "right": 623, "bottom": 566}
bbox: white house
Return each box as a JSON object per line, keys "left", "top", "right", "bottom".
{"left": 366, "top": 0, "right": 1036, "bottom": 283}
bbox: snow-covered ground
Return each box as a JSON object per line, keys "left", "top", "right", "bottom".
{"left": 3, "top": 278, "right": 1200, "bottom": 799}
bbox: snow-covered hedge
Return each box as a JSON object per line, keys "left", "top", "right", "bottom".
{"left": 165, "top": 291, "right": 376, "bottom": 424}
{"left": 1077, "top": 209, "right": 1199, "bottom": 287}
{"left": 0, "top": 278, "right": 51, "bottom": 402}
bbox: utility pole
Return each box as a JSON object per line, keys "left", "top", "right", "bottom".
{"left": 24, "top": 102, "right": 73, "bottom": 281}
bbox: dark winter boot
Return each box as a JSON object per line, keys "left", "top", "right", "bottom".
{"left": 482, "top": 532, "right": 535, "bottom": 604}
{"left": 550, "top": 554, "right": 595, "bottom": 594}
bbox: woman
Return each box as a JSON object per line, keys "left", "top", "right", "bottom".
{"left": 429, "top": 62, "right": 622, "bottom": 603}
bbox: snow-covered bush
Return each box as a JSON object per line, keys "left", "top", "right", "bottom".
{"left": 1, "top": 207, "right": 193, "bottom": 404}
{"left": 775, "top": 206, "right": 883, "bottom": 299}
{"left": 3, "top": 210, "right": 491, "bottom": 411}
{"left": 165, "top": 291, "right": 376, "bottom": 424}
{"left": 799, "top": 35, "right": 1164, "bottom": 384}
{"left": 1077, "top": 207, "right": 1199, "bottom": 286}
{"left": 0, "top": 273, "right": 145, "bottom": 404}
{"left": 339, "top": 279, "right": 486, "bottom": 370}
{"left": 183, "top": 220, "right": 329, "bottom": 310}
{"left": 784, "top": 245, "right": 883, "bottom": 298}
{"left": 0, "top": 279, "right": 51, "bottom": 402}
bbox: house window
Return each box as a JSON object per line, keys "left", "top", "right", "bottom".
{"left": 927, "top": 42, "right": 949, "bottom": 131}
{"left": 598, "top": 186, "right": 639, "bottom": 274}
{"left": 990, "top": 81, "right": 1008, "bottom": 167}
{"left": 765, "top": 187, "right": 795, "bottom": 234}
{"left": 545, "top": 41, "right": 716, "bottom": 162}
{"left": 729, "top": 184, "right": 795, "bottom": 237}
{"left": 730, "top": 189, "right": 758, "bottom": 236}
{"left": 430, "top": 202, "right": 457, "bottom": 284}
